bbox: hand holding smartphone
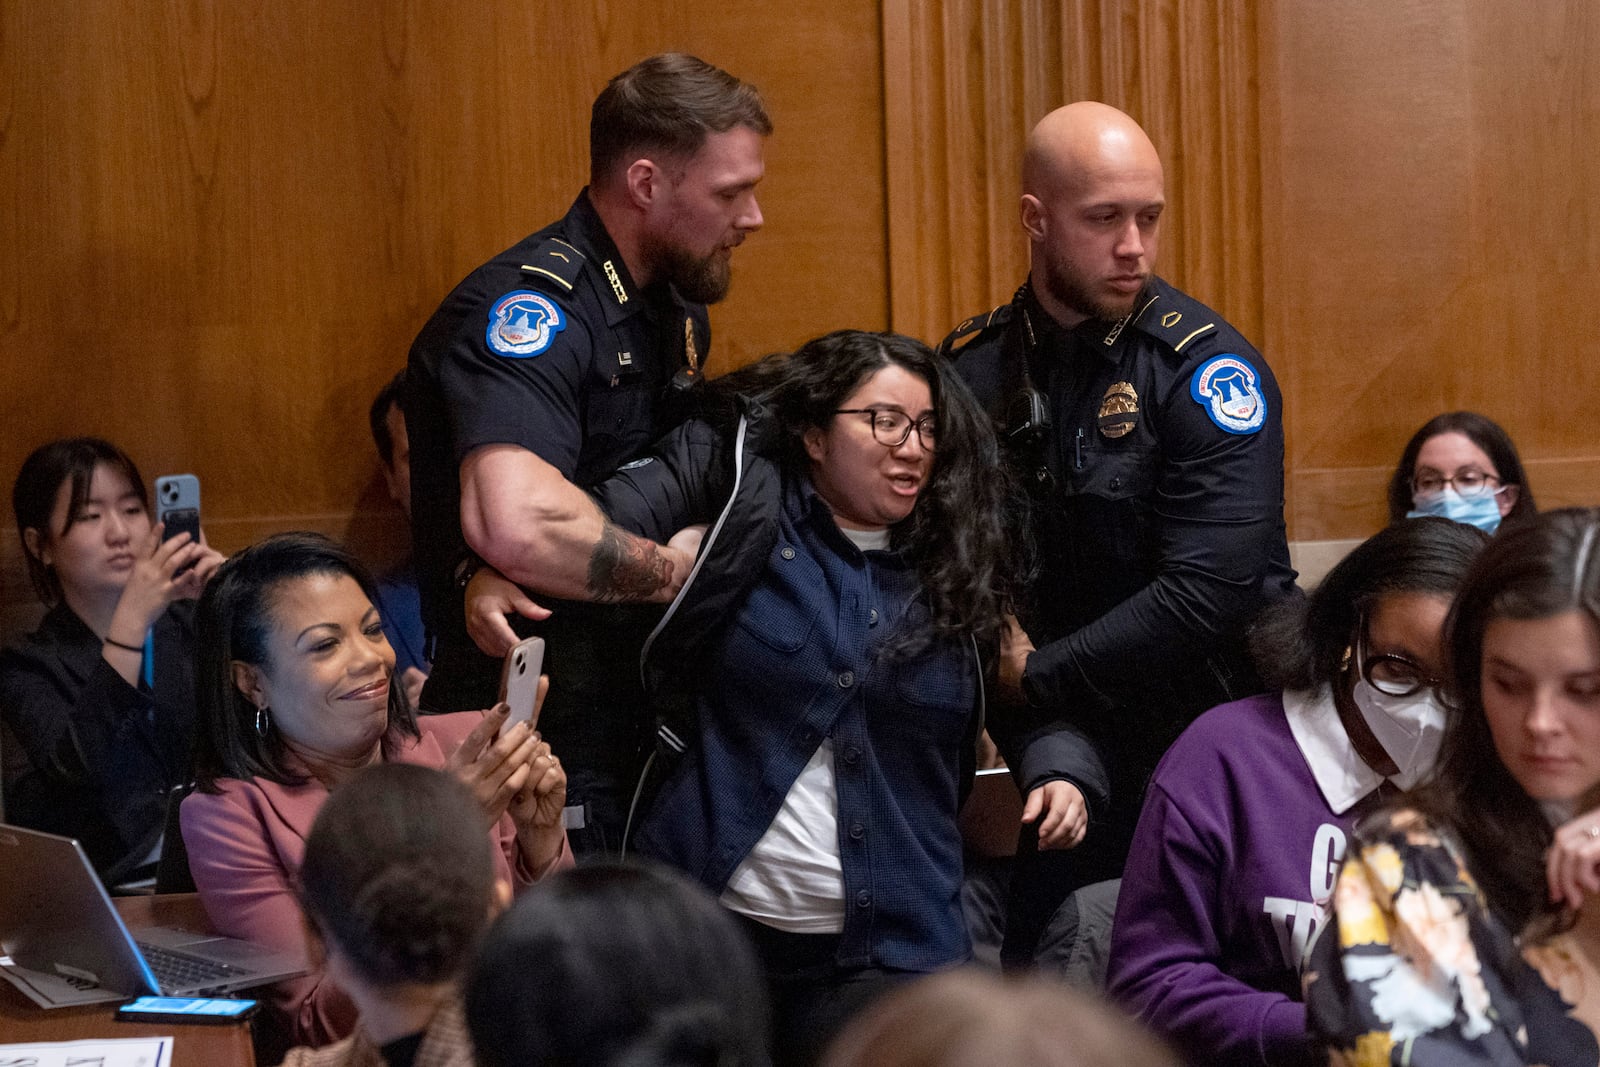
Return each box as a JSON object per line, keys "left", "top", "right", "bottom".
{"left": 497, "top": 636, "right": 545, "bottom": 730}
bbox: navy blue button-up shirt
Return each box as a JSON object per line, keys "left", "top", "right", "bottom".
{"left": 635, "top": 475, "right": 979, "bottom": 971}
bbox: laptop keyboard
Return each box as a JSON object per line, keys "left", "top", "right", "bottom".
{"left": 135, "top": 942, "right": 243, "bottom": 990}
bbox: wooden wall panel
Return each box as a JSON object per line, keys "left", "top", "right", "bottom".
{"left": 7, "top": 0, "right": 1600, "bottom": 640}
{"left": 0, "top": 0, "right": 885, "bottom": 638}
{"left": 882, "top": 0, "right": 1263, "bottom": 350}
{"left": 1264, "top": 0, "right": 1600, "bottom": 539}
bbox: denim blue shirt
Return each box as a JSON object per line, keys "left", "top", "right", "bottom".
{"left": 635, "top": 474, "right": 978, "bottom": 971}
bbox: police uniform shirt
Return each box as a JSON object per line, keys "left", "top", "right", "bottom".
{"left": 406, "top": 191, "right": 709, "bottom": 646}
{"left": 945, "top": 277, "right": 1296, "bottom": 731}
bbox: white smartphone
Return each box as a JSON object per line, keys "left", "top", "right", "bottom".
{"left": 497, "top": 636, "right": 545, "bottom": 729}
{"left": 154, "top": 473, "right": 201, "bottom": 545}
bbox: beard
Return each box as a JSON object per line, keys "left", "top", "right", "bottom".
{"left": 1038, "top": 253, "right": 1143, "bottom": 323}
{"left": 649, "top": 240, "right": 733, "bottom": 305}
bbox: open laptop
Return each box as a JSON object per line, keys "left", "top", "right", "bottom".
{"left": 0, "top": 823, "right": 305, "bottom": 1008}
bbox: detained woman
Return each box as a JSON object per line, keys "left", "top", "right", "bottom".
{"left": 1107, "top": 518, "right": 1486, "bottom": 1066}
{"left": 1308, "top": 508, "right": 1600, "bottom": 1064}
{"left": 571, "top": 330, "right": 1100, "bottom": 1064}
{"left": 181, "top": 533, "right": 570, "bottom": 1048}
{"left": 1, "top": 438, "right": 223, "bottom": 883}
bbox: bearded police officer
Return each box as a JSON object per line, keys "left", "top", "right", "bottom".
{"left": 406, "top": 54, "right": 769, "bottom": 854}
{"left": 942, "top": 102, "right": 1297, "bottom": 953}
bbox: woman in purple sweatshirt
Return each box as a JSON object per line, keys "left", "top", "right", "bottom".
{"left": 1106, "top": 518, "right": 1485, "bottom": 1066}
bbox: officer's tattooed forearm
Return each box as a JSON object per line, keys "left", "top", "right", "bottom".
{"left": 586, "top": 522, "right": 673, "bottom": 603}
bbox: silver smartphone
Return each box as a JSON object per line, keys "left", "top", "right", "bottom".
{"left": 497, "top": 636, "right": 545, "bottom": 729}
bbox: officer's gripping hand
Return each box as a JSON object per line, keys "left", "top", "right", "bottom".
{"left": 999, "top": 614, "right": 1037, "bottom": 706}
{"left": 466, "top": 565, "right": 553, "bottom": 657}
{"left": 649, "top": 524, "right": 709, "bottom": 604}
{"left": 1023, "top": 780, "right": 1088, "bottom": 850}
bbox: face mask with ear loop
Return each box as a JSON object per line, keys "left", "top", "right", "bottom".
{"left": 1407, "top": 486, "right": 1505, "bottom": 533}
{"left": 1349, "top": 679, "right": 1448, "bottom": 791}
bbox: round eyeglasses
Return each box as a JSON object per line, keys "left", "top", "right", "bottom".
{"left": 1360, "top": 652, "right": 1447, "bottom": 698}
{"left": 1411, "top": 467, "right": 1501, "bottom": 501}
{"left": 834, "top": 408, "right": 938, "bottom": 451}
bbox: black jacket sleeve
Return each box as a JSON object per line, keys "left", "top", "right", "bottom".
{"left": 1023, "top": 348, "right": 1288, "bottom": 717}
{"left": 591, "top": 418, "right": 731, "bottom": 541}
{"left": 0, "top": 604, "right": 192, "bottom": 874}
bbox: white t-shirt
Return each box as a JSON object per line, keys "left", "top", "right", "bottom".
{"left": 720, "top": 740, "right": 847, "bottom": 932}
{"left": 719, "top": 523, "right": 891, "bottom": 933}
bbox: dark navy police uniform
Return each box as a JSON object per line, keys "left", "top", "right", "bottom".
{"left": 407, "top": 190, "right": 708, "bottom": 852}
{"left": 943, "top": 277, "right": 1297, "bottom": 955}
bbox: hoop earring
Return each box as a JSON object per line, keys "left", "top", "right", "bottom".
{"left": 255, "top": 705, "right": 271, "bottom": 737}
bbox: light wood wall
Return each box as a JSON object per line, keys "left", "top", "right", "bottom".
{"left": 3, "top": 0, "right": 1598, "bottom": 638}
{"left": 882, "top": 0, "right": 1600, "bottom": 544}
{"left": 1263, "top": 0, "right": 1600, "bottom": 539}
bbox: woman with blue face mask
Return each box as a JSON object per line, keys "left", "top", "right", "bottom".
{"left": 1387, "top": 411, "right": 1537, "bottom": 534}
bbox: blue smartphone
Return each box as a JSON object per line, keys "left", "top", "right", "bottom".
{"left": 115, "top": 994, "right": 258, "bottom": 1024}
{"left": 154, "top": 474, "right": 201, "bottom": 545}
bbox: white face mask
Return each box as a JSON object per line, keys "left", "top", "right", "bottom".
{"left": 1350, "top": 679, "right": 1448, "bottom": 790}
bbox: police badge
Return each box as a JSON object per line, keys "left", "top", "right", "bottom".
{"left": 1098, "top": 381, "right": 1140, "bottom": 439}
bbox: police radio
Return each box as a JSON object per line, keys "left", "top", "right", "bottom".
{"left": 1005, "top": 383, "right": 1051, "bottom": 454}
{"left": 1004, "top": 294, "right": 1055, "bottom": 491}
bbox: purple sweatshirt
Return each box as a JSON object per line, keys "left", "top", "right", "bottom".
{"left": 1106, "top": 692, "right": 1390, "bottom": 1067}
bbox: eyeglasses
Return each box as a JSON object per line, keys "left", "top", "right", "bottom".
{"left": 1359, "top": 651, "right": 1447, "bottom": 698}
{"left": 834, "top": 408, "right": 938, "bottom": 451}
{"left": 1412, "top": 467, "right": 1502, "bottom": 501}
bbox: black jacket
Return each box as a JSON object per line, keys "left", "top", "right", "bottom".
{"left": 945, "top": 278, "right": 1297, "bottom": 762}
{"left": 0, "top": 601, "right": 196, "bottom": 881}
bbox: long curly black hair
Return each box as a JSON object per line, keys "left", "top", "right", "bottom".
{"left": 710, "top": 329, "right": 1023, "bottom": 658}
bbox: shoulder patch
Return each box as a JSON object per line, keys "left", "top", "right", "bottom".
{"left": 486, "top": 290, "right": 566, "bottom": 358}
{"left": 518, "top": 238, "right": 585, "bottom": 292}
{"left": 1189, "top": 354, "right": 1266, "bottom": 435}
{"left": 937, "top": 304, "right": 1012, "bottom": 358}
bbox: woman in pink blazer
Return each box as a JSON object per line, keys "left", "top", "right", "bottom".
{"left": 180, "top": 533, "right": 570, "bottom": 1047}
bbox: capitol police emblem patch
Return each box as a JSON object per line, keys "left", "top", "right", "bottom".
{"left": 485, "top": 291, "right": 565, "bottom": 358}
{"left": 1189, "top": 354, "right": 1266, "bottom": 434}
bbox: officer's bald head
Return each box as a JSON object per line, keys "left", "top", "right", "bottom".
{"left": 1023, "top": 102, "right": 1163, "bottom": 202}
{"left": 1019, "top": 103, "right": 1166, "bottom": 327}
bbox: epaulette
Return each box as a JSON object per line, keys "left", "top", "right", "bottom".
{"left": 1127, "top": 284, "right": 1221, "bottom": 356}
{"left": 936, "top": 304, "right": 1012, "bottom": 359}
{"left": 517, "top": 238, "right": 586, "bottom": 294}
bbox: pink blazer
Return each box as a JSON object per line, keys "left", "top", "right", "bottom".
{"left": 180, "top": 711, "right": 571, "bottom": 1047}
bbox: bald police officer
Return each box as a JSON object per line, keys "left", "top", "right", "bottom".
{"left": 942, "top": 102, "right": 1296, "bottom": 950}
{"left": 406, "top": 54, "right": 769, "bottom": 854}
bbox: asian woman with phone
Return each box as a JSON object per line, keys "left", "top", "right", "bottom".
{"left": 1, "top": 437, "right": 223, "bottom": 883}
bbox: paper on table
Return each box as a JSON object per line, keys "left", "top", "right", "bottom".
{"left": 0, "top": 1035, "right": 173, "bottom": 1067}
